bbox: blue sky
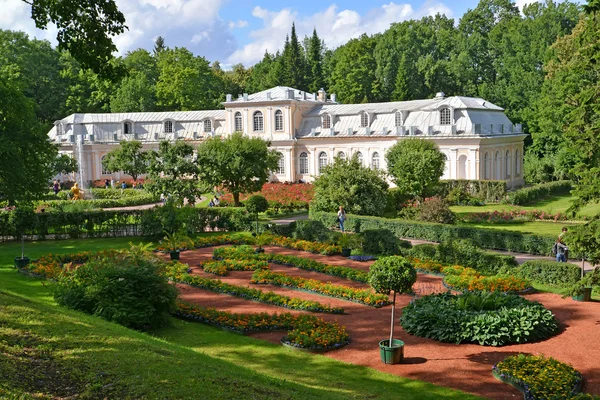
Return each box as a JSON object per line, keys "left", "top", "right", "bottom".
{"left": 0, "top": 0, "right": 550, "bottom": 67}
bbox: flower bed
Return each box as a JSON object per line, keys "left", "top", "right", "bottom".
{"left": 410, "top": 258, "right": 446, "bottom": 274}
{"left": 492, "top": 354, "right": 583, "bottom": 399}
{"left": 400, "top": 292, "right": 558, "bottom": 346}
{"left": 442, "top": 265, "right": 532, "bottom": 293}
{"left": 200, "top": 258, "right": 269, "bottom": 276}
{"left": 213, "top": 245, "right": 368, "bottom": 282}
{"left": 218, "top": 183, "right": 314, "bottom": 212}
{"left": 251, "top": 269, "right": 390, "bottom": 307}
{"left": 26, "top": 250, "right": 120, "bottom": 279}
{"left": 347, "top": 255, "right": 377, "bottom": 262}
{"left": 175, "top": 301, "right": 349, "bottom": 351}
{"left": 166, "top": 263, "right": 343, "bottom": 314}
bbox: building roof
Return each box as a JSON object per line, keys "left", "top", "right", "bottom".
{"left": 57, "top": 110, "right": 226, "bottom": 124}
{"left": 225, "top": 86, "right": 324, "bottom": 103}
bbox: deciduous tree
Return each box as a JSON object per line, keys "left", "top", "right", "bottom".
{"left": 102, "top": 140, "right": 149, "bottom": 181}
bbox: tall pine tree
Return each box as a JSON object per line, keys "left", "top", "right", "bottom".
{"left": 307, "top": 28, "right": 325, "bottom": 92}
{"left": 282, "top": 23, "right": 307, "bottom": 90}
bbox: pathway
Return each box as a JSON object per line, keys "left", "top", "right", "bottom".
{"left": 171, "top": 246, "right": 600, "bottom": 400}
{"left": 267, "top": 213, "right": 308, "bottom": 225}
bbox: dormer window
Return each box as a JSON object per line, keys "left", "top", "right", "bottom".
{"left": 360, "top": 112, "right": 369, "bottom": 128}
{"left": 203, "top": 119, "right": 212, "bottom": 133}
{"left": 274, "top": 110, "right": 284, "bottom": 131}
{"left": 164, "top": 120, "right": 174, "bottom": 133}
{"left": 123, "top": 121, "right": 133, "bottom": 134}
{"left": 394, "top": 112, "right": 402, "bottom": 127}
{"left": 440, "top": 108, "right": 452, "bottom": 125}
{"left": 322, "top": 114, "right": 331, "bottom": 129}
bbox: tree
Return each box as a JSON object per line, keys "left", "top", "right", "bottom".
{"left": 195, "top": 133, "right": 280, "bottom": 207}
{"left": 153, "top": 36, "right": 166, "bottom": 56}
{"left": 146, "top": 141, "right": 202, "bottom": 206}
{"left": 110, "top": 73, "right": 156, "bottom": 112}
{"left": 312, "top": 154, "right": 389, "bottom": 216}
{"left": 386, "top": 139, "right": 446, "bottom": 200}
{"left": 102, "top": 141, "right": 149, "bottom": 181}
{"left": 52, "top": 153, "right": 78, "bottom": 175}
{"left": 306, "top": 28, "right": 325, "bottom": 93}
{"left": 281, "top": 23, "right": 307, "bottom": 90}
{"left": 25, "top": 0, "right": 127, "bottom": 79}
{"left": 245, "top": 194, "right": 269, "bottom": 236}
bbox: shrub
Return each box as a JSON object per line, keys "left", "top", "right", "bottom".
{"left": 501, "top": 260, "right": 582, "bottom": 288}
{"left": 400, "top": 292, "right": 558, "bottom": 346}
{"left": 291, "top": 220, "right": 330, "bottom": 243}
{"left": 437, "top": 180, "right": 506, "bottom": 202}
{"left": 435, "top": 239, "right": 519, "bottom": 276}
{"left": 360, "top": 229, "right": 409, "bottom": 256}
{"left": 53, "top": 246, "right": 178, "bottom": 330}
{"left": 442, "top": 266, "right": 531, "bottom": 293}
{"left": 245, "top": 195, "right": 269, "bottom": 215}
{"left": 309, "top": 210, "right": 562, "bottom": 257}
{"left": 417, "top": 196, "right": 456, "bottom": 224}
{"left": 445, "top": 187, "right": 483, "bottom": 206}
{"left": 504, "top": 180, "right": 572, "bottom": 206}
{"left": 408, "top": 244, "right": 438, "bottom": 260}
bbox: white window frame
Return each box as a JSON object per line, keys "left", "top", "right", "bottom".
{"left": 440, "top": 108, "right": 452, "bottom": 125}
{"left": 360, "top": 112, "right": 369, "bottom": 128}
{"left": 253, "top": 111, "right": 264, "bottom": 132}
{"left": 203, "top": 119, "right": 212, "bottom": 133}
{"left": 274, "top": 110, "right": 284, "bottom": 131}
{"left": 337, "top": 151, "right": 346, "bottom": 161}
{"left": 101, "top": 155, "right": 110, "bottom": 175}
{"left": 394, "top": 112, "right": 402, "bottom": 127}
{"left": 318, "top": 151, "right": 328, "bottom": 173}
{"left": 299, "top": 152, "right": 309, "bottom": 174}
{"left": 123, "top": 121, "right": 133, "bottom": 135}
{"left": 234, "top": 112, "right": 243, "bottom": 132}
{"left": 322, "top": 114, "right": 331, "bottom": 129}
{"left": 276, "top": 152, "right": 285, "bottom": 175}
{"left": 164, "top": 120, "right": 174, "bottom": 133}
{"left": 356, "top": 151, "right": 363, "bottom": 165}
{"left": 371, "top": 152, "right": 380, "bottom": 169}
{"left": 483, "top": 152, "right": 490, "bottom": 179}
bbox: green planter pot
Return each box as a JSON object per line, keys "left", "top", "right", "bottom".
{"left": 341, "top": 248, "right": 351, "bottom": 257}
{"left": 169, "top": 251, "right": 180, "bottom": 261}
{"left": 14, "top": 257, "right": 30, "bottom": 269}
{"left": 379, "top": 339, "right": 404, "bottom": 365}
{"left": 572, "top": 287, "right": 592, "bottom": 302}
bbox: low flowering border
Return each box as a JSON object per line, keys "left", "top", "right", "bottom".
{"left": 492, "top": 354, "right": 583, "bottom": 400}
{"left": 166, "top": 262, "right": 344, "bottom": 314}
{"left": 200, "top": 259, "right": 269, "bottom": 276}
{"left": 174, "top": 301, "right": 349, "bottom": 351}
{"left": 213, "top": 246, "right": 369, "bottom": 282}
{"left": 251, "top": 269, "right": 390, "bottom": 307}
{"left": 410, "top": 258, "right": 446, "bottom": 275}
{"left": 442, "top": 265, "right": 532, "bottom": 293}
{"left": 26, "top": 250, "right": 120, "bottom": 279}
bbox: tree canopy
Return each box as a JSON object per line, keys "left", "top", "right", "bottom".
{"left": 312, "top": 154, "right": 389, "bottom": 216}
{"left": 102, "top": 141, "right": 149, "bottom": 181}
{"left": 385, "top": 139, "right": 446, "bottom": 200}
{"left": 196, "top": 133, "right": 280, "bottom": 206}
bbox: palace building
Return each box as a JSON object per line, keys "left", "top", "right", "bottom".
{"left": 48, "top": 86, "right": 526, "bottom": 187}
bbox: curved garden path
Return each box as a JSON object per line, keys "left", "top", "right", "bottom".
{"left": 172, "top": 246, "right": 600, "bottom": 400}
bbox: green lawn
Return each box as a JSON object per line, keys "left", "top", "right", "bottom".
{"left": 0, "top": 237, "right": 479, "bottom": 400}
{"left": 456, "top": 221, "right": 579, "bottom": 236}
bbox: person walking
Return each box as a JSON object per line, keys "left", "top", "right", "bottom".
{"left": 337, "top": 206, "right": 347, "bottom": 233}
{"left": 52, "top": 180, "right": 60, "bottom": 195}
{"left": 104, "top": 179, "right": 110, "bottom": 189}
{"left": 555, "top": 227, "right": 568, "bottom": 262}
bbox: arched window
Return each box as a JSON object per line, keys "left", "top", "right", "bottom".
{"left": 394, "top": 112, "right": 402, "bottom": 127}
{"left": 483, "top": 152, "right": 490, "bottom": 179}
{"left": 276, "top": 152, "right": 285, "bottom": 174}
{"left": 123, "top": 121, "right": 132, "bottom": 134}
{"left": 318, "top": 152, "right": 328, "bottom": 173}
{"left": 337, "top": 151, "right": 346, "bottom": 160}
{"left": 356, "top": 151, "right": 363, "bottom": 165}
{"left": 360, "top": 112, "right": 369, "bottom": 128}
{"left": 495, "top": 151, "right": 501, "bottom": 179}
{"left": 203, "top": 119, "right": 212, "bottom": 133}
{"left": 299, "top": 152, "right": 309, "bottom": 174}
{"left": 515, "top": 150, "right": 521, "bottom": 175}
{"left": 371, "top": 152, "right": 380, "bottom": 169}
{"left": 440, "top": 108, "right": 452, "bottom": 125}
{"left": 234, "top": 112, "right": 243, "bottom": 132}
{"left": 253, "top": 111, "right": 263, "bottom": 132}
{"left": 505, "top": 150, "right": 511, "bottom": 178}
{"left": 274, "top": 110, "right": 284, "bottom": 131}
{"left": 164, "top": 120, "right": 173, "bottom": 133}
{"left": 322, "top": 114, "right": 331, "bottom": 129}
{"left": 101, "top": 155, "right": 110, "bottom": 175}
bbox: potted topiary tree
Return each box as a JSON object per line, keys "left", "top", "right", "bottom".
{"left": 11, "top": 205, "right": 37, "bottom": 269}
{"left": 161, "top": 231, "right": 192, "bottom": 260}
{"left": 563, "top": 268, "right": 600, "bottom": 302}
{"left": 245, "top": 195, "right": 269, "bottom": 237}
{"left": 368, "top": 256, "right": 417, "bottom": 364}
{"left": 338, "top": 233, "right": 353, "bottom": 257}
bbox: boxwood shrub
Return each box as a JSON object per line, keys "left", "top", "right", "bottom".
{"left": 360, "top": 229, "right": 411, "bottom": 256}
{"left": 435, "top": 239, "right": 519, "bottom": 276}
{"left": 503, "top": 180, "right": 572, "bottom": 206}
{"left": 400, "top": 292, "right": 558, "bottom": 346}
{"left": 501, "top": 260, "right": 582, "bottom": 288}
{"left": 309, "top": 210, "right": 563, "bottom": 257}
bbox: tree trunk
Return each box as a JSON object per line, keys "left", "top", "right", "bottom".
{"left": 233, "top": 192, "right": 240, "bottom": 207}
{"left": 389, "top": 291, "right": 396, "bottom": 345}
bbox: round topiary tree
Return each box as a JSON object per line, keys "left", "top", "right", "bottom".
{"left": 368, "top": 256, "right": 416, "bottom": 364}
{"left": 245, "top": 195, "right": 269, "bottom": 236}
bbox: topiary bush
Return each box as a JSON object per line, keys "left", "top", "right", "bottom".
{"left": 408, "top": 243, "right": 438, "bottom": 260}
{"left": 417, "top": 196, "right": 456, "bottom": 224}
{"left": 291, "top": 220, "right": 330, "bottom": 243}
{"left": 400, "top": 292, "right": 558, "bottom": 346}
{"left": 360, "top": 229, "right": 411, "bottom": 256}
{"left": 54, "top": 245, "right": 178, "bottom": 330}
{"left": 501, "top": 260, "right": 582, "bottom": 288}
{"left": 244, "top": 195, "right": 269, "bottom": 215}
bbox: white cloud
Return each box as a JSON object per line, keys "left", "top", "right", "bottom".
{"left": 228, "top": 20, "right": 249, "bottom": 29}
{"left": 227, "top": 1, "right": 453, "bottom": 66}
{"left": 0, "top": 0, "right": 57, "bottom": 44}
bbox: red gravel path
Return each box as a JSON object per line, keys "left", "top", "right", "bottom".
{"left": 172, "top": 246, "right": 600, "bottom": 400}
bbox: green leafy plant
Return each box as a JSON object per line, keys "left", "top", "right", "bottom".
{"left": 500, "top": 260, "right": 582, "bottom": 288}
{"left": 161, "top": 231, "right": 193, "bottom": 252}
{"left": 360, "top": 229, "right": 410, "bottom": 256}
{"left": 563, "top": 268, "right": 600, "bottom": 298}
{"left": 416, "top": 196, "right": 456, "bottom": 224}
{"left": 368, "top": 256, "right": 417, "bottom": 345}
{"left": 10, "top": 205, "right": 37, "bottom": 260}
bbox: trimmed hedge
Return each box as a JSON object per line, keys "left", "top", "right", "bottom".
{"left": 40, "top": 194, "right": 157, "bottom": 209}
{"left": 435, "top": 240, "right": 519, "bottom": 276}
{"left": 501, "top": 260, "right": 582, "bottom": 288}
{"left": 437, "top": 180, "right": 507, "bottom": 202}
{"left": 503, "top": 180, "right": 572, "bottom": 206}
{"left": 360, "top": 229, "right": 411, "bottom": 256}
{"left": 309, "top": 210, "right": 563, "bottom": 257}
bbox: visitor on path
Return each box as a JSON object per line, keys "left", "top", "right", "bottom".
{"left": 52, "top": 180, "right": 60, "bottom": 195}
{"left": 337, "top": 206, "right": 347, "bottom": 233}
{"left": 110, "top": 178, "right": 115, "bottom": 189}
{"left": 208, "top": 200, "right": 214, "bottom": 207}
{"left": 555, "top": 227, "right": 568, "bottom": 262}
{"left": 104, "top": 179, "right": 110, "bottom": 189}
{"left": 121, "top": 181, "right": 127, "bottom": 190}
{"left": 213, "top": 196, "right": 220, "bottom": 206}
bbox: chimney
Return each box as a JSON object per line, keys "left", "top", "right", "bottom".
{"left": 331, "top": 93, "right": 337, "bottom": 103}
{"left": 266, "top": 92, "right": 271, "bottom": 100}
{"left": 226, "top": 94, "right": 232, "bottom": 102}
{"left": 243, "top": 93, "right": 248, "bottom": 101}
{"left": 435, "top": 92, "right": 445, "bottom": 99}
{"left": 303, "top": 92, "right": 307, "bottom": 100}
{"left": 317, "top": 88, "right": 327, "bottom": 102}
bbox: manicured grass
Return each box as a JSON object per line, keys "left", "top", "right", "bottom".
{"left": 456, "top": 221, "right": 577, "bottom": 236}
{"left": 0, "top": 237, "right": 480, "bottom": 399}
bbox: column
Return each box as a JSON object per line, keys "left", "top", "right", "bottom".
{"left": 469, "top": 148, "right": 478, "bottom": 180}
{"left": 312, "top": 147, "right": 318, "bottom": 176}
{"left": 450, "top": 149, "right": 458, "bottom": 180}
{"left": 286, "top": 148, "right": 293, "bottom": 182}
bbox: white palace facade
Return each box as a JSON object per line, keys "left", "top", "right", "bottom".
{"left": 48, "top": 86, "right": 526, "bottom": 188}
